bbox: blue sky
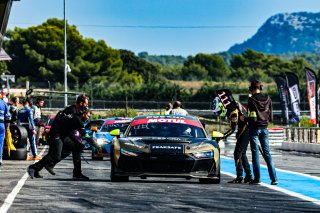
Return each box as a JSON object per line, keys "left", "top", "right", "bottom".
{"left": 7, "top": 0, "right": 320, "bottom": 56}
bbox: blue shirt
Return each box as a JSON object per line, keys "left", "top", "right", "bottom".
{"left": 18, "top": 106, "right": 35, "bottom": 130}
{"left": 0, "top": 100, "right": 11, "bottom": 123}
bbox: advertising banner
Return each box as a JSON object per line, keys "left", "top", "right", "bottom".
{"left": 285, "top": 72, "right": 301, "bottom": 122}
{"left": 305, "top": 67, "right": 317, "bottom": 124}
{"left": 273, "top": 75, "right": 290, "bottom": 125}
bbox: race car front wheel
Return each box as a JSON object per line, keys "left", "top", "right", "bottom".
{"left": 110, "top": 148, "right": 129, "bottom": 182}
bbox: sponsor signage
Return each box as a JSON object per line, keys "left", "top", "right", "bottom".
{"left": 285, "top": 72, "right": 301, "bottom": 122}
{"left": 274, "top": 75, "right": 290, "bottom": 125}
{"left": 305, "top": 67, "right": 318, "bottom": 124}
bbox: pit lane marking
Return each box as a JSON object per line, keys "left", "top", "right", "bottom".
{"left": 221, "top": 156, "right": 320, "bottom": 206}
{"left": 0, "top": 145, "right": 48, "bottom": 213}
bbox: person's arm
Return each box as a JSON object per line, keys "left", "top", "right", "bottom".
{"left": 4, "top": 103, "right": 11, "bottom": 128}
{"left": 269, "top": 97, "right": 273, "bottom": 123}
{"left": 28, "top": 109, "right": 35, "bottom": 130}
{"left": 247, "top": 97, "right": 257, "bottom": 125}
{"left": 223, "top": 111, "right": 237, "bottom": 138}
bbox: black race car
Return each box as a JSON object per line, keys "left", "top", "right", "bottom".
{"left": 109, "top": 115, "right": 223, "bottom": 183}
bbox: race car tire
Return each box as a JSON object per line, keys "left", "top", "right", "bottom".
{"left": 199, "top": 177, "right": 220, "bottom": 184}
{"left": 2, "top": 147, "right": 27, "bottom": 160}
{"left": 110, "top": 149, "right": 129, "bottom": 182}
{"left": 91, "top": 152, "right": 103, "bottom": 161}
{"left": 10, "top": 124, "right": 28, "bottom": 148}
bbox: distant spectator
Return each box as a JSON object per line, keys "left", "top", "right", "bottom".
{"left": 165, "top": 102, "right": 173, "bottom": 115}
{"left": 9, "top": 96, "right": 20, "bottom": 124}
{"left": 171, "top": 101, "right": 188, "bottom": 116}
{"left": 32, "top": 97, "right": 44, "bottom": 146}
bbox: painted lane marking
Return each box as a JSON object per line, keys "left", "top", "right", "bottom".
{"left": 0, "top": 146, "right": 48, "bottom": 213}
{"left": 221, "top": 156, "right": 320, "bottom": 206}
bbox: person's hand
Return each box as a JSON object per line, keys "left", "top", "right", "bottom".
{"left": 32, "top": 130, "right": 36, "bottom": 135}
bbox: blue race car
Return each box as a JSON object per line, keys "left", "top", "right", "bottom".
{"left": 91, "top": 117, "right": 132, "bottom": 160}
{"left": 85, "top": 119, "right": 106, "bottom": 136}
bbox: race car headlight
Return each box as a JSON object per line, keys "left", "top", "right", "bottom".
{"left": 192, "top": 150, "right": 214, "bottom": 159}
{"left": 120, "top": 148, "right": 140, "bottom": 157}
{"left": 96, "top": 138, "right": 110, "bottom": 146}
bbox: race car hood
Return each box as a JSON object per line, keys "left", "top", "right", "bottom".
{"left": 118, "top": 137, "right": 219, "bottom": 154}
{"left": 124, "top": 136, "right": 208, "bottom": 144}
{"left": 96, "top": 132, "right": 113, "bottom": 141}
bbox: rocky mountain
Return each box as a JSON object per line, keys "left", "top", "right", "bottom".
{"left": 228, "top": 12, "right": 320, "bottom": 54}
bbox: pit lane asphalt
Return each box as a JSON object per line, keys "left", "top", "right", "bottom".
{"left": 0, "top": 145, "right": 319, "bottom": 213}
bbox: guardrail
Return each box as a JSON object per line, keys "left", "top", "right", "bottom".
{"left": 284, "top": 127, "right": 320, "bottom": 144}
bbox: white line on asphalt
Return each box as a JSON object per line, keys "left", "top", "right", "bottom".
{"left": 222, "top": 156, "right": 320, "bottom": 180}
{"left": 221, "top": 157, "right": 320, "bottom": 207}
{"left": 0, "top": 146, "right": 48, "bottom": 213}
{"left": 222, "top": 171, "right": 320, "bottom": 206}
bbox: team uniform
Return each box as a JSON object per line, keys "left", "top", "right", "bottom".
{"left": 224, "top": 106, "right": 252, "bottom": 183}
{"left": 0, "top": 100, "right": 11, "bottom": 165}
{"left": 29, "top": 104, "right": 91, "bottom": 179}
{"left": 18, "top": 106, "right": 38, "bottom": 158}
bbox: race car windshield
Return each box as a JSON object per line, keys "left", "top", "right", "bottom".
{"left": 101, "top": 123, "right": 130, "bottom": 133}
{"left": 85, "top": 120, "right": 105, "bottom": 131}
{"left": 128, "top": 123, "right": 206, "bottom": 138}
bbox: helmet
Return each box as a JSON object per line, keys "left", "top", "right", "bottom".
{"left": 211, "top": 97, "right": 227, "bottom": 116}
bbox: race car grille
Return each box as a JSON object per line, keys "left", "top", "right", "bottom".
{"left": 118, "top": 155, "right": 195, "bottom": 173}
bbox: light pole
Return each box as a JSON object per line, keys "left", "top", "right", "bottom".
{"left": 64, "top": 0, "right": 68, "bottom": 106}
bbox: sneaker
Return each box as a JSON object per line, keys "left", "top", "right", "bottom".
{"left": 26, "top": 156, "right": 34, "bottom": 161}
{"left": 27, "top": 165, "right": 35, "bottom": 179}
{"left": 228, "top": 176, "right": 244, "bottom": 184}
{"left": 249, "top": 179, "right": 261, "bottom": 185}
{"left": 44, "top": 165, "right": 56, "bottom": 175}
{"left": 73, "top": 173, "right": 89, "bottom": 181}
{"left": 34, "top": 156, "right": 42, "bottom": 161}
{"left": 34, "top": 170, "right": 43, "bottom": 178}
{"left": 271, "top": 180, "right": 279, "bottom": 185}
{"left": 244, "top": 175, "right": 254, "bottom": 183}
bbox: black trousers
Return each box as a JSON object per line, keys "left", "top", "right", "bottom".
{"left": 234, "top": 129, "right": 251, "bottom": 177}
{"left": 34, "top": 135, "right": 82, "bottom": 175}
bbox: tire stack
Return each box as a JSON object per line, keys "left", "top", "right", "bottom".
{"left": 3, "top": 124, "right": 28, "bottom": 160}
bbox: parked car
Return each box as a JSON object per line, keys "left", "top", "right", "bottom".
{"left": 91, "top": 117, "right": 132, "bottom": 160}
{"left": 39, "top": 115, "right": 55, "bottom": 145}
{"left": 84, "top": 119, "right": 106, "bottom": 136}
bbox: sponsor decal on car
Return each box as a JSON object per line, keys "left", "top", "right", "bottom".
{"left": 131, "top": 118, "right": 201, "bottom": 128}
{"left": 104, "top": 119, "right": 132, "bottom": 125}
{"left": 150, "top": 144, "right": 184, "bottom": 153}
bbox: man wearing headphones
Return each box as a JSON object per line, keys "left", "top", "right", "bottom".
{"left": 247, "top": 80, "right": 278, "bottom": 185}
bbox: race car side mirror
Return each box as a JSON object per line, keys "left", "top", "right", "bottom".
{"left": 110, "top": 129, "right": 120, "bottom": 137}
{"left": 212, "top": 131, "right": 224, "bottom": 142}
{"left": 91, "top": 126, "right": 98, "bottom": 132}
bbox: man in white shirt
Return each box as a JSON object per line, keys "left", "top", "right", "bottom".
{"left": 33, "top": 97, "right": 44, "bottom": 146}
